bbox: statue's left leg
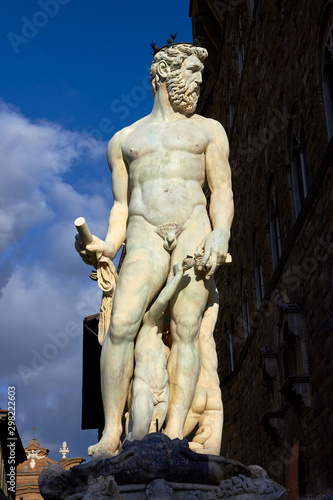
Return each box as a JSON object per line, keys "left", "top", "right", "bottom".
{"left": 164, "top": 214, "right": 211, "bottom": 440}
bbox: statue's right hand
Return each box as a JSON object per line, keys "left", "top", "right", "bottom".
{"left": 75, "top": 233, "right": 96, "bottom": 266}
{"left": 85, "top": 238, "right": 116, "bottom": 260}
{"left": 74, "top": 234, "right": 116, "bottom": 267}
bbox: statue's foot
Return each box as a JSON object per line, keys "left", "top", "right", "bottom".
{"left": 189, "top": 442, "right": 220, "bottom": 456}
{"left": 88, "top": 434, "right": 119, "bottom": 459}
{"left": 162, "top": 426, "right": 183, "bottom": 441}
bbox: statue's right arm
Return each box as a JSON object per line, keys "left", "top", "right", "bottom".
{"left": 104, "top": 132, "right": 129, "bottom": 255}
{"left": 76, "top": 131, "right": 129, "bottom": 264}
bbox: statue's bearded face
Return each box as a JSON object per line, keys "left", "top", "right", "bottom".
{"left": 166, "top": 55, "right": 204, "bottom": 114}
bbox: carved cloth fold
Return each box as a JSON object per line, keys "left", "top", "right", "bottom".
{"left": 96, "top": 252, "right": 118, "bottom": 345}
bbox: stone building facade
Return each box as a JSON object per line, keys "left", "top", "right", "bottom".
{"left": 16, "top": 437, "right": 84, "bottom": 499}
{"left": 190, "top": 0, "right": 333, "bottom": 496}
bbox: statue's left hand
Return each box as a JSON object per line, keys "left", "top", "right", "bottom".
{"left": 194, "top": 229, "right": 229, "bottom": 279}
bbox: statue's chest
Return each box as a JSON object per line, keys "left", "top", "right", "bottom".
{"left": 123, "top": 122, "right": 208, "bottom": 161}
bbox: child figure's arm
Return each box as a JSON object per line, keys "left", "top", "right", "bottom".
{"left": 147, "top": 258, "right": 194, "bottom": 324}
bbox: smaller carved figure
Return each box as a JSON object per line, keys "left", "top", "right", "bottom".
{"left": 184, "top": 285, "right": 223, "bottom": 455}
{"left": 126, "top": 258, "right": 194, "bottom": 442}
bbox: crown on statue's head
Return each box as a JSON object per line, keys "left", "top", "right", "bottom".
{"left": 150, "top": 34, "right": 203, "bottom": 56}
{"left": 150, "top": 33, "right": 177, "bottom": 55}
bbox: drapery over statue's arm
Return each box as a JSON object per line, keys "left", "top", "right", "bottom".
{"left": 195, "top": 119, "right": 234, "bottom": 279}
{"left": 76, "top": 132, "right": 129, "bottom": 264}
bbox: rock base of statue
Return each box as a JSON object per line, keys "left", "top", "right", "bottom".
{"left": 38, "top": 434, "right": 289, "bottom": 500}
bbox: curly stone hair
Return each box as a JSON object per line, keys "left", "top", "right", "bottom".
{"left": 150, "top": 44, "right": 208, "bottom": 96}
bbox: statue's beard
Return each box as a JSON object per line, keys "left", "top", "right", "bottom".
{"left": 166, "top": 73, "right": 200, "bottom": 114}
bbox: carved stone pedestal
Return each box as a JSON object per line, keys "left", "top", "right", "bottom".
{"left": 38, "top": 434, "right": 289, "bottom": 499}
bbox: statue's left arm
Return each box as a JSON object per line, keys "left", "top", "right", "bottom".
{"left": 195, "top": 119, "right": 234, "bottom": 279}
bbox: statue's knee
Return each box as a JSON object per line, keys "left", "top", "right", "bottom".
{"left": 174, "top": 317, "right": 200, "bottom": 344}
{"left": 110, "top": 312, "right": 136, "bottom": 344}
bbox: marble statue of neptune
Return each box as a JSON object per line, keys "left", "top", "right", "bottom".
{"left": 75, "top": 43, "right": 234, "bottom": 458}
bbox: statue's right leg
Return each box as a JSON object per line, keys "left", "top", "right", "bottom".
{"left": 88, "top": 218, "right": 169, "bottom": 458}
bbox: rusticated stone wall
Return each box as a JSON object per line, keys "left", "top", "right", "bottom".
{"left": 191, "top": 0, "right": 333, "bottom": 495}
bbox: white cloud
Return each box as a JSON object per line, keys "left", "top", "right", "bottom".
{"left": 0, "top": 100, "right": 107, "bottom": 252}
{"left": 0, "top": 262, "right": 102, "bottom": 458}
{"left": 0, "top": 101, "right": 113, "bottom": 459}
{"left": 0, "top": 264, "right": 101, "bottom": 377}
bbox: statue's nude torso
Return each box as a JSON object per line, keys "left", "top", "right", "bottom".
{"left": 121, "top": 115, "right": 211, "bottom": 227}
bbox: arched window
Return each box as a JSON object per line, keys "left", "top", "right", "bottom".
{"left": 221, "top": 312, "right": 236, "bottom": 375}
{"left": 290, "top": 111, "right": 309, "bottom": 218}
{"left": 229, "top": 83, "right": 235, "bottom": 129}
{"left": 242, "top": 279, "right": 250, "bottom": 340}
{"left": 254, "top": 230, "right": 265, "bottom": 309}
{"left": 249, "top": 0, "right": 255, "bottom": 19}
{"left": 229, "top": 99, "right": 235, "bottom": 128}
{"left": 238, "top": 19, "right": 245, "bottom": 77}
{"left": 277, "top": 294, "right": 311, "bottom": 408}
{"left": 254, "top": 248, "right": 264, "bottom": 308}
{"left": 269, "top": 188, "right": 283, "bottom": 270}
{"left": 224, "top": 316, "right": 235, "bottom": 374}
{"left": 281, "top": 322, "right": 297, "bottom": 380}
{"left": 321, "top": 8, "right": 333, "bottom": 139}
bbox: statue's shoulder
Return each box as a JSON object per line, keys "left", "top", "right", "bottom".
{"left": 193, "top": 115, "right": 228, "bottom": 142}
{"left": 109, "top": 114, "right": 151, "bottom": 145}
{"left": 194, "top": 114, "right": 226, "bottom": 130}
{"left": 107, "top": 115, "right": 152, "bottom": 165}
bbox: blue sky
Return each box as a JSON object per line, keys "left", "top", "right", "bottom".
{"left": 0, "top": 0, "right": 192, "bottom": 461}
